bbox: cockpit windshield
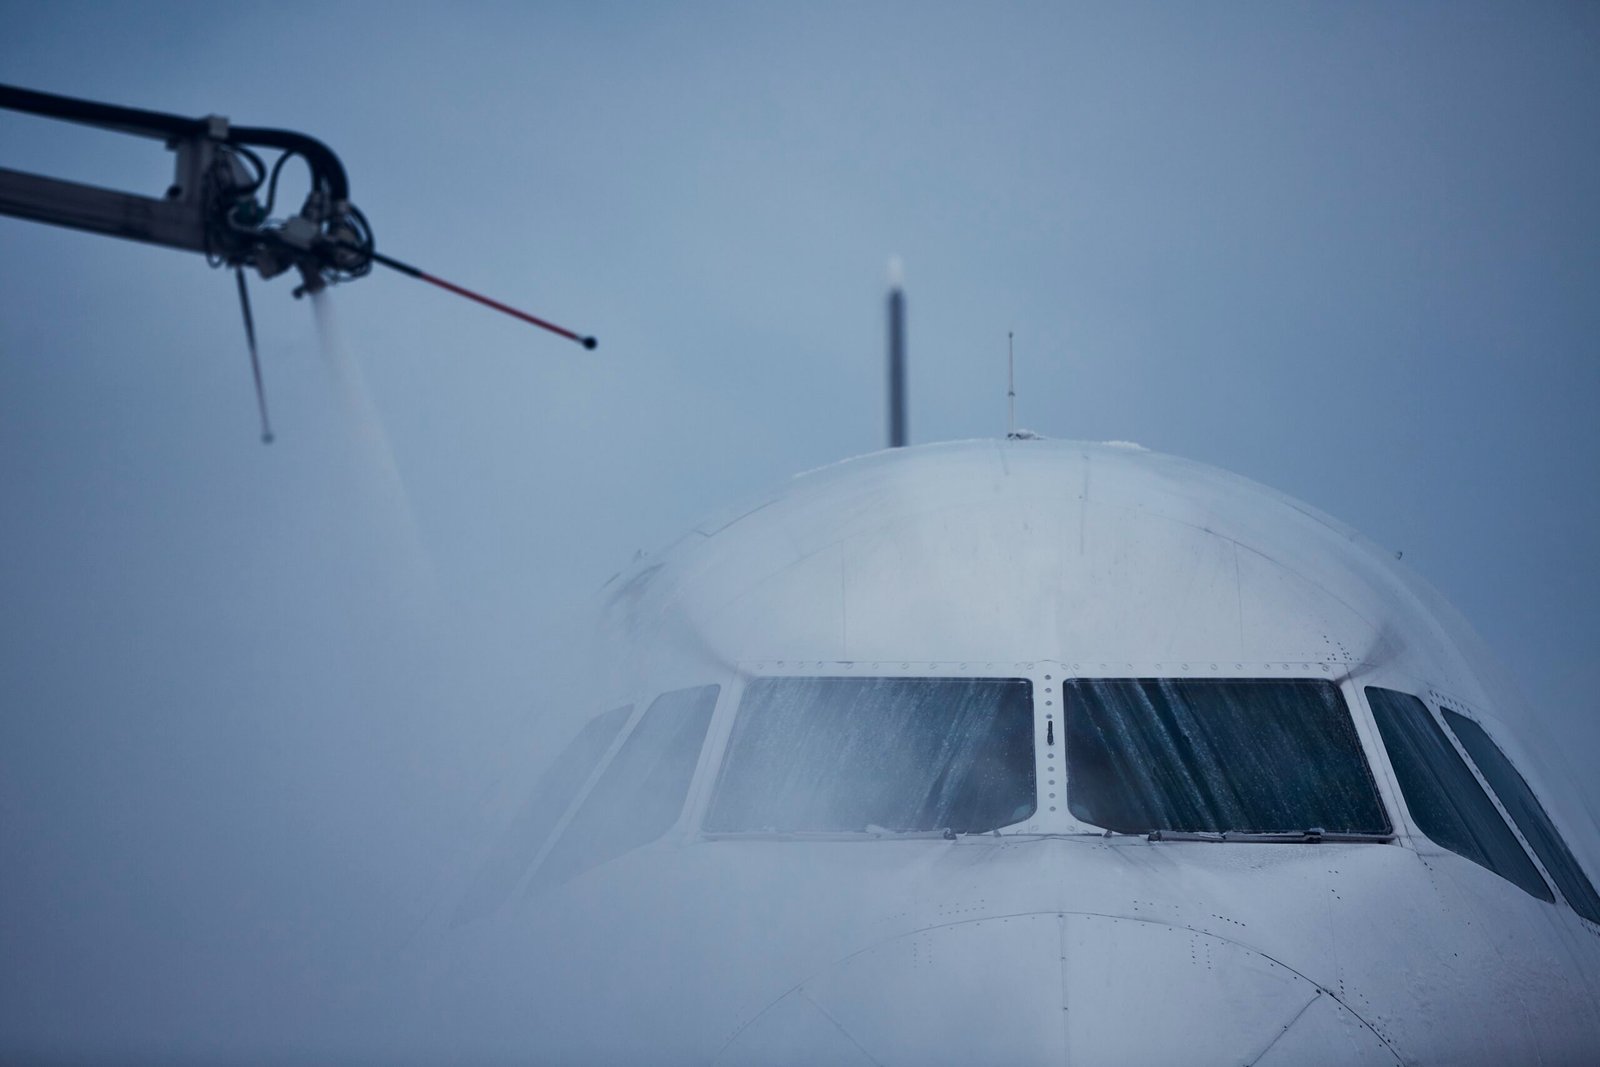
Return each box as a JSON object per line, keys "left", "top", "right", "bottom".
{"left": 704, "top": 676, "right": 1036, "bottom": 834}
{"left": 1065, "top": 678, "right": 1390, "bottom": 837}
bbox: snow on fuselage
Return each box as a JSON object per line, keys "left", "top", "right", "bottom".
{"left": 434, "top": 439, "right": 1600, "bottom": 1065}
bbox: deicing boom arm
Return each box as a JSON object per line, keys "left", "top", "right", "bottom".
{"left": 0, "top": 83, "right": 595, "bottom": 348}
{"left": 0, "top": 83, "right": 352, "bottom": 274}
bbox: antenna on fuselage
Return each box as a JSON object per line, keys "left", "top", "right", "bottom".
{"left": 1005, "top": 331, "right": 1037, "bottom": 440}
{"left": 887, "top": 256, "right": 907, "bottom": 448}
{"left": 1006, "top": 330, "right": 1016, "bottom": 438}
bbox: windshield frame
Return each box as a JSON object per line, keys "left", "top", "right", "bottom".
{"left": 687, "top": 659, "right": 1390, "bottom": 841}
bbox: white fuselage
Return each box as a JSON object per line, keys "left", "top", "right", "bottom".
{"left": 429, "top": 440, "right": 1600, "bottom": 1065}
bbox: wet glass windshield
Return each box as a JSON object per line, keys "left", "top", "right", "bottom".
{"left": 1367, "top": 688, "right": 1551, "bottom": 901}
{"left": 1065, "top": 678, "right": 1390, "bottom": 835}
{"left": 705, "top": 677, "right": 1035, "bottom": 834}
{"left": 1441, "top": 708, "right": 1594, "bottom": 919}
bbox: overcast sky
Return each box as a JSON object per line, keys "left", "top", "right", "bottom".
{"left": 3, "top": 2, "right": 1599, "bottom": 1060}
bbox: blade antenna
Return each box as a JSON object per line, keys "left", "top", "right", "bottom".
{"left": 234, "top": 266, "right": 275, "bottom": 443}
{"left": 369, "top": 252, "right": 597, "bottom": 350}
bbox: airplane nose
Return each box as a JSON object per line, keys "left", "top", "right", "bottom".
{"left": 716, "top": 912, "right": 1398, "bottom": 1066}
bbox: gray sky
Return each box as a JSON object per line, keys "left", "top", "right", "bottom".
{"left": 3, "top": 2, "right": 1599, "bottom": 1060}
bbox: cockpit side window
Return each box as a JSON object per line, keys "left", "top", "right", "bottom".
{"left": 704, "top": 677, "right": 1036, "bottom": 834}
{"left": 1367, "top": 687, "right": 1553, "bottom": 902}
{"left": 1064, "top": 679, "right": 1390, "bottom": 836}
{"left": 1441, "top": 708, "right": 1600, "bottom": 923}
{"left": 454, "top": 704, "right": 632, "bottom": 924}
{"left": 534, "top": 685, "right": 719, "bottom": 888}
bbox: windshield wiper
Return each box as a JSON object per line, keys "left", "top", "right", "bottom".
{"left": 700, "top": 827, "right": 959, "bottom": 841}
{"left": 865, "top": 824, "right": 958, "bottom": 839}
{"left": 1143, "top": 828, "right": 1395, "bottom": 843}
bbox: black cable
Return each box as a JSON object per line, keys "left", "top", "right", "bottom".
{"left": 228, "top": 125, "right": 349, "bottom": 202}
{"left": 261, "top": 150, "right": 307, "bottom": 219}
{"left": 226, "top": 143, "right": 268, "bottom": 193}
{"left": 344, "top": 203, "right": 373, "bottom": 249}
{"left": 0, "top": 82, "right": 206, "bottom": 140}
{"left": 335, "top": 203, "right": 375, "bottom": 278}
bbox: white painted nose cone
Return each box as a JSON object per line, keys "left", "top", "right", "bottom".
{"left": 717, "top": 913, "right": 1398, "bottom": 1066}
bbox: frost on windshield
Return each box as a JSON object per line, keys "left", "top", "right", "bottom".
{"left": 704, "top": 677, "right": 1035, "bottom": 834}
{"left": 1065, "top": 678, "right": 1390, "bottom": 835}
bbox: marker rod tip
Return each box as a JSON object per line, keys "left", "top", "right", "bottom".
{"left": 582, "top": 336, "right": 598, "bottom": 350}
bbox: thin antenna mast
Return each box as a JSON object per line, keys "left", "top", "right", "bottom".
{"left": 1007, "top": 330, "right": 1015, "bottom": 439}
